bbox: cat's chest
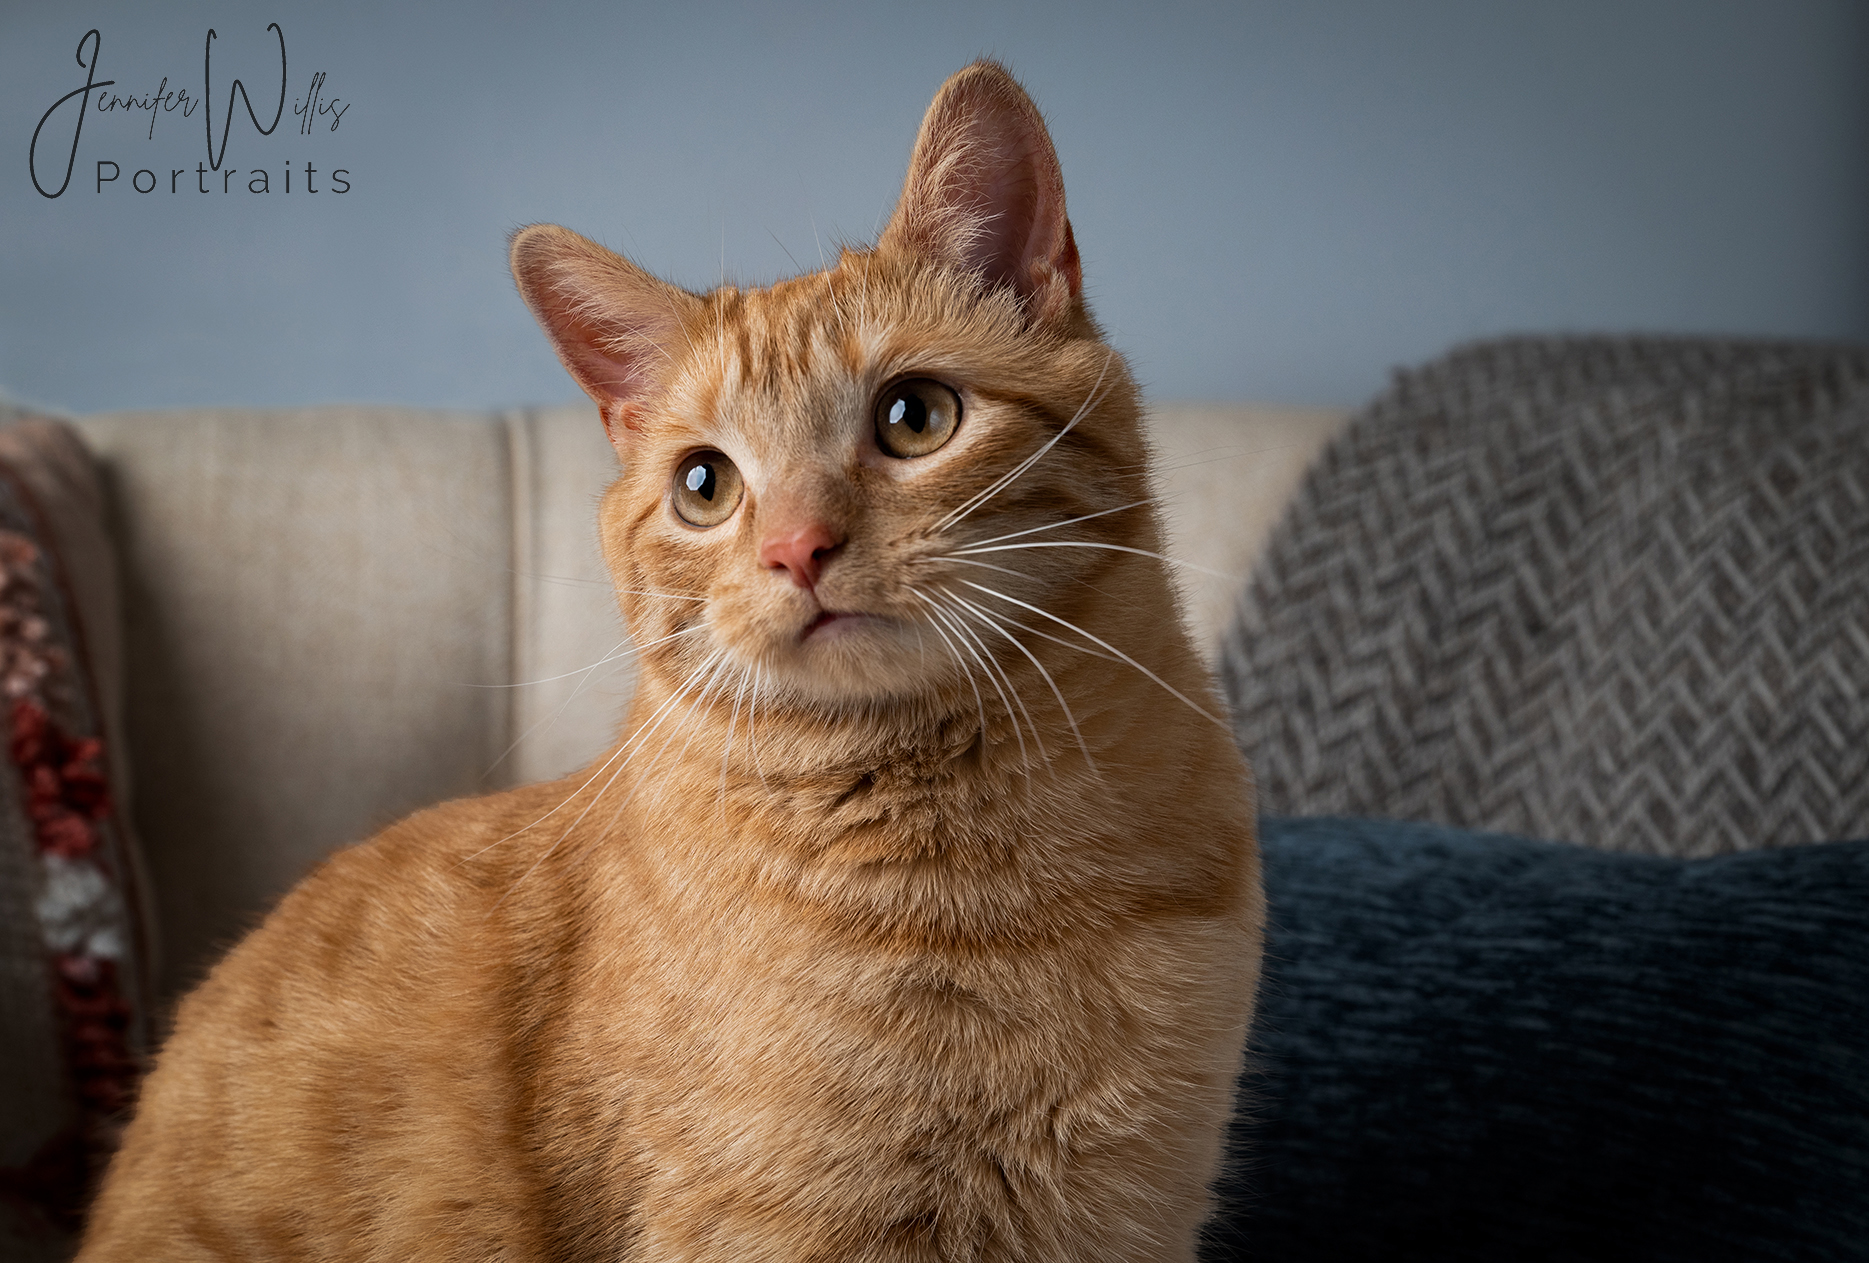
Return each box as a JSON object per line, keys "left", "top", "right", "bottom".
{"left": 591, "top": 907, "right": 1078, "bottom": 1073}
{"left": 551, "top": 924, "right": 1118, "bottom": 1238}
{"left": 560, "top": 872, "right": 1129, "bottom": 1120}
{"left": 525, "top": 772, "right": 1249, "bottom": 1258}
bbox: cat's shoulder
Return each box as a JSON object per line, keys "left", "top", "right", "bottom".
{"left": 280, "top": 778, "right": 569, "bottom": 909}
{"left": 182, "top": 777, "right": 599, "bottom": 1023}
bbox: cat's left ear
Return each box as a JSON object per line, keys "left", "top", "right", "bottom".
{"left": 880, "top": 61, "right": 1083, "bottom": 324}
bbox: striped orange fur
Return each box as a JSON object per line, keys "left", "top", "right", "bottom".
{"left": 78, "top": 62, "right": 1261, "bottom": 1261}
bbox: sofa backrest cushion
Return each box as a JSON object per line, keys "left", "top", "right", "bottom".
{"left": 71, "top": 405, "right": 622, "bottom": 1000}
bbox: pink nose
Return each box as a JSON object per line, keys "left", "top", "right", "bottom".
{"left": 758, "top": 522, "right": 842, "bottom": 590}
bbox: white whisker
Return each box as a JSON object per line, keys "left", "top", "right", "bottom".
{"left": 931, "top": 561, "right": 1120, "bottom": 660}
{"left": 588, "top": 648, "right": 731, "bottom": 814}
{"left": 960, "top": 498, "right": 1155, "bottom": 549}
{"left": 614, "top": 586, "right": 709, "bottom": 602}
{"left": 641, "top": 653, "right": 739, "bottom": 812}
{"left": 938, "top": 555, "right": 1052, "bottom": 582}
{"left": 487, "top": 647, "right": 725, "bottom": 905}
{"left": 971, "top": 604, "right": 1121, "bottom": 663}
{"left": 958, "top": 579, "right": 1229, "bottom": 730}
{"left": 476, "top": 641, "right": 634, "bottom": 782}
{"left": 460, "top": 630, "right": 718, "bottom": 865}
{"left": 542, "top": 647, "right": 732, "bottom": 885}
{"left": 934, "top": 347, "right": 1114, "bottom": 534}
{"left": 747, "top": 663, "right": 773, "bottom": 791}
{"left": 944, "top": 588, "right": 1093, "bottom": 771}
{"left": 923, "top": 595, "right": 1027, "bottom": 766}
{"left": 933, "top": 593, "right": 1046, "bottom": 768}
{"left": 953, "top": 540, "right": 1233, "bottom": 579}
{"left": 719, "top": 665, "right": 752, "bottom": 813}
{"left": 470, "top": 625, "right": 704, "bottom": 691}
{"left": 911, "top": 590, "right": 989, "bottom": 746}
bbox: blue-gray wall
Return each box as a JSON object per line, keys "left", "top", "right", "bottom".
{"left": 5, "top": 0, "right": 1867, "bottom": 413}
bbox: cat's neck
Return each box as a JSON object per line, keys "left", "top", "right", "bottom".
{"left": 577, "top": 561, "right": 1230, "bottom": 942}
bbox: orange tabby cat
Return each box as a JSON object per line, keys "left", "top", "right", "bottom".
{"left": 78, "top": 62, "right": 1262, "bottom": 1261}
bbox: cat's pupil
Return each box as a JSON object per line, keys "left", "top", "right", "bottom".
{"left": 686, "top": 462, "right": 717, "bottom": 500}
{"left": 889, "top": 394, "right": 928, "bottom": 435}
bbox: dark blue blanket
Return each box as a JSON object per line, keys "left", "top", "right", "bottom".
{"left": 1204, "top": 816, "right": 1869, "bottom": 1262}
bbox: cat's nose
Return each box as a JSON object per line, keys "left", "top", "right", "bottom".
{"left": 759, "top": 522, "right": 843, "bottom": 591}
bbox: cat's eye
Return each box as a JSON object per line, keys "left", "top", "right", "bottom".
{"left": 874, "top": 379, "right": 961, "bottom": 458}
{"left": 671, "top": 450, "right": 744, "bottom": 527}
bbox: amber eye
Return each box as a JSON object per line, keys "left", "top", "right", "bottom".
{"left": 874, "top": 378, "right": 961, "bottom": 458}
{"left": 671, "top": 450, "right": 744, "bottom": 527}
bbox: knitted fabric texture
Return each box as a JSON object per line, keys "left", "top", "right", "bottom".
{"left": 1221, "top": 337, "right": 1869, "bottom": 856}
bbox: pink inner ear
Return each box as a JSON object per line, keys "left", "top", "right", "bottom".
{"left": 510, "top": 224, "right": 698, "bottom": 441}
{"left": 960, "top": 129, "right": 1045, "bottom": 293}
{"left": 536, "top": 269, "right": 682, "bottom": 409}
{"left": 889, "top": 64, "right": 1082, "bottom": 318}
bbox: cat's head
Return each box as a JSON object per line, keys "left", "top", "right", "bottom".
{"left": 511, "top": 63, "right": 1156, "bottom": 718}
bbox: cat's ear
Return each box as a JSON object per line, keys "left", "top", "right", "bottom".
{"left": 880, "top": 61, "right": 1083, "bottom": 324}
{"left": 510, "top": 224, "right": 701, "bottom": 448}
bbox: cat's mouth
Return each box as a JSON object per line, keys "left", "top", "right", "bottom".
{"left": 802, "top": 609, "right": 882, "bottom": 642}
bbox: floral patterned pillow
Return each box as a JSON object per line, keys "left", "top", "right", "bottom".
{"left": 0, "top": 416, "right": 154, "bottom": 1261}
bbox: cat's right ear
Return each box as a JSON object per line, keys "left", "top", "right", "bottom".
{"left": 510, "top": 224, "right": 700, "bottom": 450}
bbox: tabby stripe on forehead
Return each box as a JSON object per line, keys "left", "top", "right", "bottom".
{"left": 731, "top": 294, "right": 841, "bottom": 386}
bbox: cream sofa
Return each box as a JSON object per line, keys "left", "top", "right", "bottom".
{"left": 64, "top": 401, "right": 1346, "bottom": 1001}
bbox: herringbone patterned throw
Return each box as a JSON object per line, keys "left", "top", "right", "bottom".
{"left": 1221, "top": 337, "right": 1869, "bottom": 856}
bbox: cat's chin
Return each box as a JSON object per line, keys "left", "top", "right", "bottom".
{"left": 742, "top": 611, "right": 950, "bottom": 706}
